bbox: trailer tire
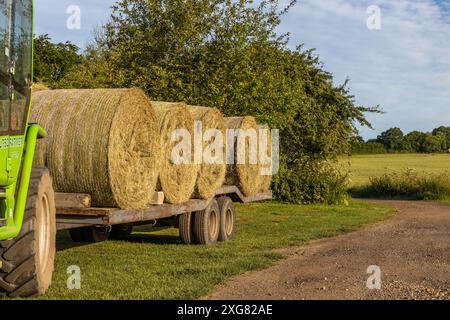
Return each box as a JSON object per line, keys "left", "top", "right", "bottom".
{"left": 69, "top": 226, "right": 110, "bottom": 243}
{"left": 110, "top": 224, "right": 133, "bottom": 240}
{"left": 217, "top": 197, "right": 236, "bottom": 242}
{"left": 0, "top": 168, "right": 56, "bottom": 298}
{"left": 179, "top": 212, "right": 196, "bottom": 244}
{"left": 194, "top": 199, "right": 220, "bottom": 245}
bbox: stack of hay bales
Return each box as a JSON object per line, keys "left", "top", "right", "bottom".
{"left": 225, "top": 116, "right": 262, "bottom": 196}
{"left": 31, "top": 88, "right": 161, "bottom": 209}
{"left": 258, "top": 124, "right": 273, "bottom": 192}
{"left": 30, "top": 85, "right": 273, "bottom": 209}
{"left": 189, "top": 106, "right": 227, "bottom": 199}
{"left": 152, "top": 102, "right": 198, "bottom": 204}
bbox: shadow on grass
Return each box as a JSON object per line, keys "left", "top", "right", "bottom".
{"left": 122, "top": 233, "right": 181, "bottom": 245}
{"left": 55, "top": 231, "right": 87, "bottom": 252}
{"left": 55, "top": 230, "right": 181, "bottom": 252}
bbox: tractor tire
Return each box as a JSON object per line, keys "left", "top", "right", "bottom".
{"left": 110, "top": 224, "right": 133, "bottom": 240}
{"left": 194, "top": 199, "right": 220, "bottom": 245}
{"left": 0, "top": 168, "right": 56, "bottom": 298}
{"left": 217, "top": 197, "right": 236, "bottom": 242}
{"left": 179, "top": 212, "right": 196, "bottom": 245}
{"left": 69, "top": 226, "right": 110, "bottom": 243}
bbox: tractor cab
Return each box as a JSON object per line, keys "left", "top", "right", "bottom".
{"left": 0, "top": 0, "right": 33, "bottom": 224}
{"left": 0, "top": 0, "right": 33, "bottom": 221}
{"left": 0, "top": 0, "right": 33, "bottom": 185}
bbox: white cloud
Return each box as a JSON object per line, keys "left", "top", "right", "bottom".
{"left": 279, "top": 0, "right": 450, "bottom": 138}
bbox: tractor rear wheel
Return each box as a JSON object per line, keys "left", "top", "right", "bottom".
{"left": 0, "top": 168, "right": 56, "bottom": 297}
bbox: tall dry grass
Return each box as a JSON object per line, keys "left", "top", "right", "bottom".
{"left": 351, "top": 169, "right": 450, "bottom": 200}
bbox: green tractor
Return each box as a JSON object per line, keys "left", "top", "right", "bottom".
{"left": 0, "top": 0, "right": 56, "bottom": 297}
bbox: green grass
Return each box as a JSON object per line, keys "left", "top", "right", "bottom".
{"left": 341, "top": 153, "right": 450, "bottom": 187}
{"left": 351, "top": 169, "right": 450, "bottom": 201}
{"left": 31, "top": 201, "right": 395, "bottom": 300}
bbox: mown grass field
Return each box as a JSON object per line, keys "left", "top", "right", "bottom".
{"left": 342, "top": 153, "right": 450, "bottom": 187}
{"left": 32, "top": 201, "right": 395, "bottom": 300}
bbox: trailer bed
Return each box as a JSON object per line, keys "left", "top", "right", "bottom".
{"left": 56, "top": 186, "right": 272, "bottom": 231}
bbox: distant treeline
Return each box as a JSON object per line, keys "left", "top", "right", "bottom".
{"left": 352, "top": 127, "right": 450, "bottom": 154}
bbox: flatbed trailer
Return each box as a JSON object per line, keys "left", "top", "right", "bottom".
{"left": 54, "top": 186, "right": 272, "bottom": 244}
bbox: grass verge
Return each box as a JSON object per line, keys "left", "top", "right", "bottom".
{"left": 351, "top": 170, "right": 450, "bottom": 201}
{"left": 341, "top": 153, "right": 450, "bottom": 187}
{"left": 30, "top": 201, "right": 396, "bottom": 300}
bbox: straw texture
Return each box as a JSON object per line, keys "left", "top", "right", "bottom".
{"left": 225, "top": 116, "right": 262, "bottom": 196}
{"left": 258, "top": 124, "right": 273, "bottom": 192}
{"left": 31, "top": 88, "right": 161, "bottom": 209}
{"left": 153, "top": 102, "right": 198, "bottom": 204}
{"left": 189, "top": 106, "right": 226, "bottom": 199}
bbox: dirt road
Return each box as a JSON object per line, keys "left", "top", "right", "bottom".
{"left": 205, "top": 201, "right": 450, "bottom": 300}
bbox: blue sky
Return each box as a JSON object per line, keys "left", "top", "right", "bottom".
{"left": 35, "top": 0, "right": 450, "bottom": 139}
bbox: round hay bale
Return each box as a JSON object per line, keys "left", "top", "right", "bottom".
{"left": 225, "top": 116, "right": 262, "bottom": 196}
{"left": 31, "top": 88, "right": 161, "bottom": 209}
{"left": 32, "top": 83, "right": 49, "bottom": 92}
{"left": 152, "top": 102, "right": 198, "bottom": 204}
{"left": 189, "top": 106, "right": 227, "bottom": 199}
{"left": 258, "top": 124, "right": 273, "bottom": 192}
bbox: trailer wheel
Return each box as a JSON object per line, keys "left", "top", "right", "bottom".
{"left": 194, "top": 199, "right": 220, "bottom": 245}
{"left": 179, "top": 212, "right": 196, "bottom": 244}
{"left": 0, "top": 168, "right": 56, "bottom": 298}
{"left": 217, "top": 197, "right": 236, "bottom": 242}
{"left": 69, "top": 226, "right": 110, "bottom": 243}
{"left": 110, "top": 224, "right": 133, "bottom": 240}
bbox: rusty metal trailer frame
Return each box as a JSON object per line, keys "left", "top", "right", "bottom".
{"left": 56, "top": 186, "right": 272, "bottom": 231}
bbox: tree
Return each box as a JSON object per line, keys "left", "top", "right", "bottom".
{"left": 422, "top": 133, "right": 446, "bottom": 153}
{"left": 33, "top": 34, "right": 83, "bottom": 84}
{"left": 350, "top": 136, "right": 386, "bottom": 154}
{"left": 432, "top": 126, "right": 450, "bottom": 150}
{"left": 52, "top": 44, "right": 113, "bottom": 89}
{"left": 377, "top": 127, "right": 404, "bottom": 152}
{"left": 403, "top": 131, "right": 427, "bottom": 152}
{"left": 51, "top": 0, "right": 377, "bottom": 204}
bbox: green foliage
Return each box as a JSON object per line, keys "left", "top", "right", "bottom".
{"left": 51, "top": 45, "right": 113, "bottom": 89}
{"left": 432, "top": 126, "right": 450, "bottom": 149}
{"left": 33, "top": 35, "right": 82, "bottom": 84}
{"left": 402, "top": 131, "right": 427, "bottom": 152}
{"left": 352, "top": 169, "right": 450, "bottom": 200}
{"left": 376, "top": 127, "right": 404, "bottom": 152}
{"left": 36, "top": 0, "right": 377, "bottom": 204}
{"left": 422, "top": 133, "right": 446, "bottom": 153}
{"left": 351, "top": 136, "right": 386, "bottom": 154}
{"left": 273, "top": 159, "right": 350, "bottom": 204}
